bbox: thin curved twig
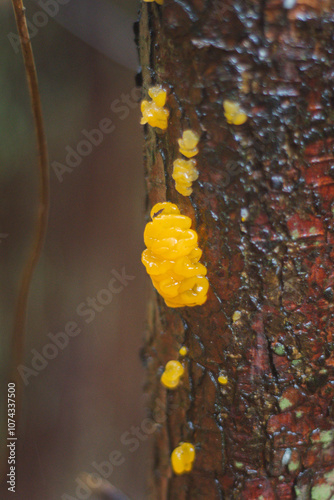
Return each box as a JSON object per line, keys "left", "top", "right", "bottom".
{"left": 4, "top": 0, "right": 49, "bottom": 467}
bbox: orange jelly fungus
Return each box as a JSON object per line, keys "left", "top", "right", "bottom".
{"left": 172, "top": 158, "right": 199, "bottom": 196}
{"left": 161, "top": 360, "right": 184, "bottom": 389}
{"left": 178, "top": 130, "right": 200, "bottom": 158}
{"left": 140, "top": 86, "right": 169, "bottom": 130}
{"left": 141, "top": 202, "right": 209, "bottom": 307}
{"left": 179, "top": 346, "right": 188, "bottom": 357}
{"left": 171, "top": 443, "right": 196, "bottom": 474}
{"left": 218, "top": 375, "right": 228, "bottom": 385}
{"left": 223, "top": 100, "right": 247, "bottom": 125}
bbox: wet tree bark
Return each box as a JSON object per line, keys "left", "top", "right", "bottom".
{"left": 138, "top": 1, "right": 334, "bottom": 498}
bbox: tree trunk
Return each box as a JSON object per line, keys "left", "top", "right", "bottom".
{"left": 138, "top": 1, "right": 334, "bottom": 498}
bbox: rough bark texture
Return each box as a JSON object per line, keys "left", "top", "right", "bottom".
{"left": 138, "top": 1, "right": 334, "bottom": 498}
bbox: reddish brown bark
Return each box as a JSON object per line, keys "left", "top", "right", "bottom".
{"left": 138, "top": 1, "right": 334, "bottom": 498}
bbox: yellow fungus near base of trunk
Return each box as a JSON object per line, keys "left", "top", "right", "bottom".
{"left": 171, "top": 443, "right": 196, "bottom": 475}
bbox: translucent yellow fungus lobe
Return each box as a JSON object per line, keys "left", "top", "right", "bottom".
{"left": 141, "top": 202, "right": 209, "bottom": 307}
{"left": 148, "top": 86, "right": 167, "bottom": 107}
{"left": 178, "top": 130, "right": 200, "bottom": 158}
{"left": 144, "top": 0, "right": 163, "bottom": 4}
{"left": 223, "top": 100, "right": 247, "bottom": 125}
{"left": 179, "top": 346, "right": 188, "bottom": 357}
{"left": 161, "top": 360, "right": 184, "bottom": 389}
{"left": 171, "top": 442, "right": 196, "bottom": 475}
{"left": 218, "top": 375, "right": 228, "bottom": 385}
{"left": 140, "top": 86, "right": 169, "bottom": 130}
{"left": 172, "top": 158, "right": 199, "bottom": 196}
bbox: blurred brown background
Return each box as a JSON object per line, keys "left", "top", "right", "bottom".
{"left": 0, "top": 0, "right": 150, "bottom": 498}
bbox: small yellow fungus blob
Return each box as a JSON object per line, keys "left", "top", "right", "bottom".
{"left": 223, "top": 100, "right": 247, "bottom": 125}
{"left": 179, "top": 346, "right": 188, "bottom": 357}
{"left": 141, "top": 202, "right": 209, "bottom": 307}
{"left": 140, "top": 86, "right": 169, "bottom": 130}
{"left": 172, "top": 158, "right": 199, "bottom": 196}
{"left": 161, "top": 360, "right": 184, "bottom": 389}
{"left": 178, "top": 130, "right": 200, "bottom": 158}
{"left": 144, "top": 0, "right": 163, "bottom": 4}
{"left": 218, "top": 375, "right": 228, "bottom": 385}
{"left": 232, "top": 311, "right": 241, "bottom": 322}
{"left": 148, "top": 86, "right": 167, "bottom": 107}
{"left": 171, "top": 442, "right": 196, "bottom": 475}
